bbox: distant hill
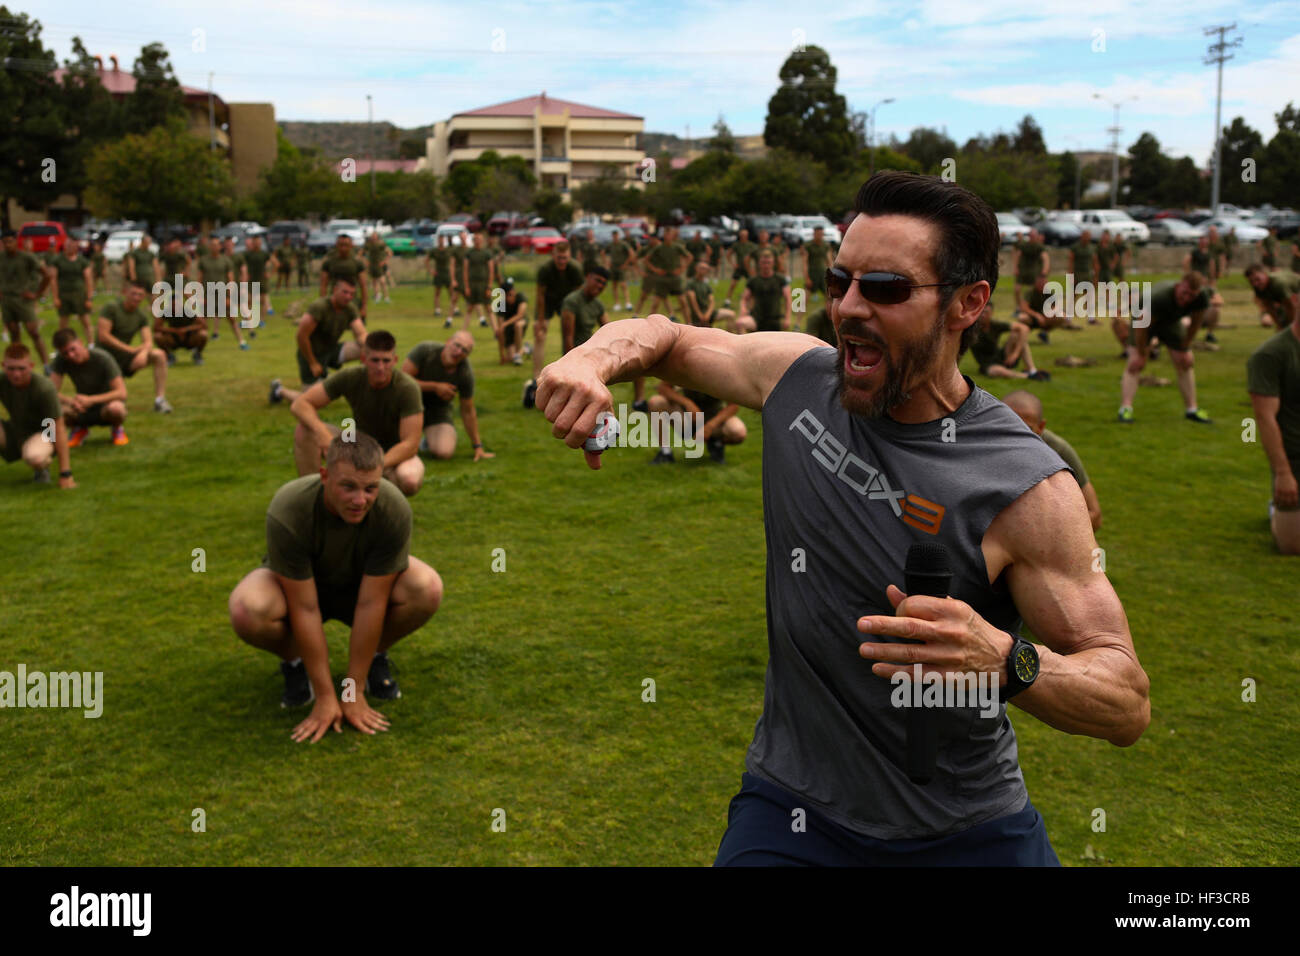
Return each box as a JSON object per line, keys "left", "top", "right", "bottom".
{"left": 279, "top": 121, "right": 429, "bottom": 162}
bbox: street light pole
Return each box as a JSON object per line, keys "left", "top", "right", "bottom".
{"left": 868, "top": 97, "right": 895, "bottom": 177}
{"left": 367, "top": 95, "right": 375, "bottom": 202}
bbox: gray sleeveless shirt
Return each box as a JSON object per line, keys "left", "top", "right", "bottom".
{"left": 748, "top": 346, "right": 1070, "bottom": 839}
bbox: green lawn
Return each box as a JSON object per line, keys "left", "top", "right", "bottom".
{"left": 1, "top": 258, "right": 1296, "bottom": 866}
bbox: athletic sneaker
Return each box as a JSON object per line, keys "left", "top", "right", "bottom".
{"left": 443, "top": 317, "right": 452, "bottom": 328}
{"left": 384, "top": 296, "right": 391, "bottom": 304}
{"left": 1185, "top": 408, "right": 1212, "bottom": 424}
{"left": 512, "top": 353, "right": 522, "bottom": 365}
{"left": 239, "top": 341, "right": 250, "bottom": 351}
{"left": 280, "top": 660, "right": 315, "bottom": 709}
{"left": 724, "top": 298, "right": 732, "bottom": 307}
{"left": 191, "top": 350, "right": 204, "bottom": 365}
{"left": 624, "top": 301, "right": 633, "bottom": 310}
{"left": 112, "top": 426, "right": 130, "bottom": 445}
{"left": 269, "top": 378, "right": 283, "bottom": 404}
{"left": 523, "top": 342, "right": 533, "bottom": 356}
{"left": 649, "top": 450, "right": 675, "bottom": 465}
{"left": 33, "top": 467, "right": 51, "bottom": 484}
{"left": 479, "top": 316, "right": 488, "bottom": 327}
{"left": 366, "top": 652, "right": 401, "bottom": 700}
{"left": 522, "top": 379, "right": 537, "bottom": 409}
{"left": 248, "top": 328, "right": 256, "bottom": 339}
{"left": 266, "top": 308, "right": 274, "bottom": 317}
{"left": 165, "top": 350, "right": 176, "bottom": 367}
{"left": 633, "top": 398, "right": 649, "bottom": 415}
{"left": 154, "top": 396, "right": 173, "bottom": 413}
{"left": 1117, "top": 406, "right": 1134, "bottom": 424}
{"left": 211, "top": 331, "right": 219, "bottom": 340}
{"left": 1037, "top": 331, "right": 1050, "bottom": 345}
{"left": 1205, "top": 332, "right": 1218, "bottom": 344}
{"left": 68, "top": 426, "right": 90, "bottom": 448}
{"left": 1027, "top": 369, "right": 1051, "bottom": 382}
{"left": 435, "top": 308, "right": 442, "bottom": 316}
{"left": 706, "top": 436, "right": 726, "bottom": 464}
{"left": 452, "top": 308, "right": 461, "bottom": 317}
{"left": 613, "top": 303, "right": 622, "bottom": 312}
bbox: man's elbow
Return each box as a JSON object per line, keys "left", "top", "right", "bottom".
{"left": 1108, "top": 668, "right": 1151, "bottom": 747}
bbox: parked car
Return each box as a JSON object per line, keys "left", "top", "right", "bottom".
{"left": 1030, "top": 214, "right": 1082, "bottom": 246}
{"left": 385, "top": 227, "right": 417, "bottom": 256}
{"left": 741, "top": 214, "right": 785, "bottom": 239}
{"left": 267, "top": 221, "right": 310, "bottom": 249}
{"left": 307, "top": 229, "right": 336, "bottom": 256}
{"left": 1200, "top": 217, "right": 1268, "bottom": 243}
{"left": 324, "top": 219, "right": 366, "bottom": 243}
{"left": 780, "top": 215, "right": 836, "bottom": 247}
{"left": 996, "top": 212, "right": 1032, "bottom": 244}
{"left": 411, "top": 222, "right": 442, "bottom": 253}
{"left": 567, "top": 223, "right": 622, "bottom": 247}
{"left": 1265, "top": 211, "right": 1300, "bottom": 239}
{"left": 102, "top": 230, "right": 154, "bottom": 262}
{"left": 487, "top": 211, "right": 529, "bottom": 237}
{"left": 504, "top": 227, "right": 533, "bottom": 251}
{"left": 678, "top": 224, "right": 716, "bottom": 244}
{"left": 16, "top": 221, "right": 68, "bottom": 254}
{"left": 1147, "top": 219, "right": 1205, "bottom": 245}
{"left": 526, "top": 226, "right": 565, "bottom": 254}
{"left": 1079, "top": 209, "right": 1150, "bottom": 244}
{"left": 434, "top": 223, "right": 469, "bottom": 247}
{"left": 445, "top": 212, "right": 482, "bottom": 233}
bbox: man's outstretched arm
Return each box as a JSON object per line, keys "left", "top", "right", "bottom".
{"left": 344, "top": 572, "right": 397, "bottom": 735}
{"left": 536, "top": 314, "right": 819, "bottom": 460}
{"left": 276, "top": 573, "right": 340, "bottom": 744}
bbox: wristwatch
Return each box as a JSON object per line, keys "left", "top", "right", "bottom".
{"left": 1000, "top": 634, "right": 1040, "bottom": 702}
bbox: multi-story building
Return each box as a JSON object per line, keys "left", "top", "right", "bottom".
{"left": 425, "top": 92, "right": 644, "bottom": 198}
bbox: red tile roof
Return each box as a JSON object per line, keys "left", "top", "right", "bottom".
{"left": 455, "top": 93, "right": 640, "bottom": 120}
{"left": 51, "top": 67, "right": 216, "bottom": 103}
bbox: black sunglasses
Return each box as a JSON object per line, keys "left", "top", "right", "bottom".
{"left": 825, "top": 266, "right": 958, "bottom": 305}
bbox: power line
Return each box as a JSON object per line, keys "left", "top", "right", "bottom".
{"left": 1204, "top": 22, "right": 1242, "bottom": 215}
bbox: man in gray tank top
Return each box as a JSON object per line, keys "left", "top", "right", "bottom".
{"left": 535, "top": 172, "right": 1151, "bottom": 865}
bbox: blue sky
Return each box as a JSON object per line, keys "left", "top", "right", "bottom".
{"left": 21, "top": 0, "right": 1300, "bottom": 165}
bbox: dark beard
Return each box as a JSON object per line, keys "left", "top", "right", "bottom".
{"left": 836, "top": 313, "right": 947, "bottom": 418}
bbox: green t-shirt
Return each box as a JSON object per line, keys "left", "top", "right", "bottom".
{"left": 366, "top": 241, "right": 387, "bottom": 267}
{"left": 1070, "top": 241, "right": 1096, "bottom": 281}
{"left": 1040, "top": 428, "right": 1088, "bottom": 489}
{"left": 1015, "top": 240, "right": 1045, "bottom": 283}
{"left": 1097, "top": 244, "right": 1113, "bottom": 280}
{"left": 406, "top": 342, "right": 475, "bottom": 418}
{"left": 1189, "top": 247, "right": 1214, "bottom": 277}
{"left": 228, "top": 252, "right": 245, "bottom": 281}
{"left": 970, "top": 319, "right": 1012, "bottom": 370}
{"left": 648, "top": 241, "right": 686, "bottom": 275}
{"left": 264, "top": 475, "right": 411, "bottom": 599}
{"left": 1247, "top": 329, "right": 1300, "bottom": 465}
{"left": 323, "top": 252, "right": 364, "bottom": 285}
{"left": 243, "top": 248, "right": 271, "bottom": 282}
{"left": 0, "top": 372, "right": 60, "bottom": 439}
{"left": 1146, "top": 280, "right": 1209, "bottom": 328}
{"left": 685, "top": 239, "right": 709, "bottom": 263}
{"left": 276, "top": 244, "right": 295, "bottom": 269}
{"left": 321, "top": 366, "right": 422, "bottom": 451}
{"left": 561, "top": 288, "right": 606, "bottom": 348}
{"left": 537, "top": 260, "right": 585, "bottom": 317}
{"left": 804, "top": 240, "right": 831, "bottom": 274}
{"left": 1024, "top": 286, "right": 1050, "bottom": 319}
{"left": 51, "top": 345, "right": 121, "bottom": 396}
{"left": 1257, "top": 272, "right": 1300, "bottom": 306}
{"left": 302, "top": 297, "right": 360, "bottom": 364}
{"left": 608, "top": 240, "right": 631, "bottom": 268}
{"left": 465, "top": 248, "right": 493, "bottom": 284}
{"left": 0, "top": 250, "right": 43, "bottom": 300}
{"left": 746, "top": 273, "right": 788, "bottom": 331}
{"left": 685, "top": 278, "right": 714, "bottom": 320}
{"left": 294, "top": 246, "right": 310, "bottom": 267}
{"left": 428, "top": 247, "right": 451, "bottom": 278}
{"left": 731, "top": 241, "right": 756, "bottom": 272}
{"left": 160, "top": 250, "right": 190, "bottom": 279}
{"left": 805, "top": 306, "right": 835, "bottom": 345}
{"left": 126, "top": 247, "right": 156, "bottom": 286}
{"left": 1262, "top": 236, "right": 1277, "bottom": 260}
{"left": 198, "top": 254, "right": 231, "bottom": 283}
{"left": 708, "top": 237, "right": 723, "bottom": 265}
{"left": 97, "top": 300, "right": 149, "bottom": 351}
{"left": 52, "top": 255, "right": 91, "bottom": 297}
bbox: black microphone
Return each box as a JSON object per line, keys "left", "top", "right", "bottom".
{"left": 901, "top": 542, "right": 951, "bottom": 785}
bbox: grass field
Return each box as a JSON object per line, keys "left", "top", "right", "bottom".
{"left": 2, "top": 254, "right": 1297, "bottom": 866}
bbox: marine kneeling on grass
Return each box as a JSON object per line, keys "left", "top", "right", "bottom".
{"left": 228, "top": 432, "right": 443, "bottom": 742}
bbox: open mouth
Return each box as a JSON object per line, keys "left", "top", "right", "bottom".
{"left": 842, "top": 334, "right": 885, "bottom": 378}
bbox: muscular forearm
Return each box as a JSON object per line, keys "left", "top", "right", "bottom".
{"left": 1011, "top": 642, "right": 1149, "bottom": 746}
{"left": 289, "top": 603, "right": 334, "bottom": 699}
{"left": 383, "top": 438, "right": 418, "bottom": 470}
{"left": 461, "top": 405, "right": 482, "bottom": 446}
{"left": 1257, "top": 416, "right": 1293, "bottom": 476}
{"left": 346, "top": 600, "right": 387, "bottom": 688}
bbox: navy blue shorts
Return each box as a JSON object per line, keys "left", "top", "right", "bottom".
{"left": 714, "top": 772, "right": 1060, "bottom": 866}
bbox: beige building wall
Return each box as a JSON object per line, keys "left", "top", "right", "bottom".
{"left": 227, "top": 103, "right": 278, "bottom": 196}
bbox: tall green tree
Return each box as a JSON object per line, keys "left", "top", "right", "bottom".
{"left": 1012, "top": 115, "right": 1047, "bottom": 155}
{"left": 123, "top": 42, "right": 186, "bottom": 136}
{"left": 253, "top": 130, "right": 338, "bottom": 220}
{"left": 57, "top": 37, "right": 121, "bottom": 207}
{"left": 1260, "top": 128, "right": 1300, "bottom": 208}
{"left": 1124, "top": 132, "right": 1171, "bottom": 206}
{"left": 1275, "top": 102, "right": 1300, "bottom": 135}
{"left": 1056, "top": 151, "right": 1080, "bottom": 208}
{"left": 572, "top": 166, "right": 627, "bottom": 215}
{"left": 1216, "top": 116, "right": 1263, "bottom": 207}
{"left": 85, "top": 120, "right": 233, "bottom": 226}
{"left": 710, "top": 116, "right": 737, "bottom": 154}
{"left": 899, "top": 127, "right": 957, "bottom": 174}
{"left": 0, "top": 7, "right": 64, "bottom": 228}
{"left": 763, "top": 45, "right": 856, "bottom": 171}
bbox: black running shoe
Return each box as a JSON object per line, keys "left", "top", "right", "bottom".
{"left": 1037, "top": 331, "right": 1050, "bottom": 345}
{"left": 1205, "top": 333, "right": 1218, "bottom": 344}
{"left": 1027, "top": 369, "right": 1052, "bottom": 382}
{"left": 649, "top": 449, "right": 674, "bottom": 464}
{"left": 366, "top": 652, "right": 401, "bottom": 700}
{"left": 706, "top": 436, "right": 726, "bottom": 464}
{"left": 269, "top": 378, "right": 283, "bottom": 404}
{"left": 632, "top": 398, "right": 649, "bottom": 414}
{"left": 522, "top": 379, "right": 537, "bottom": 409}
{"left": 280, "top": 660, "right": 314, "bottom": 708}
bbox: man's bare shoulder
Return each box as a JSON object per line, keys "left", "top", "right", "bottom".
{"left": 984, "top": 470, "right": 1091, "bottom": 576}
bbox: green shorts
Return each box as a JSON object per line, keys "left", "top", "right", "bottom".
{"left": 1, "top": 419, "right": 26, "bottom": 463}
{"left": 609, "top": 268, "right": 624, "bottom": 282}
{"left": 422, "top": 394, "right": 455, "bottom": 428}
{"left": 56, "top": 297, "right": 88, "bottom": 317}
{"left": 105, "top": 347, "right": 138, "bottom": 378}
{"left": 297, "top": 344, "right": 345, "bottom": 385}
{"left": 468, "top": 283, "right": 489, "bottom": 305}
{"left": 155, "top": 327, "right": 206, "bottom": 351}
{"left": 69, "top": 403, "right": 110, "bottom": 429}
{"left": 806, "top": 272, "right": 826, "bottom": 293}
{"left": 2, "top": 299, "right": 37, "bottom": 327}
{"left": 433, "top": 274, "right": 451, "bottom": 288}
{"left": 732, "top": 268, "right": 749, "bottom": 281}
{"left": 643, "top": 275, "right": 663, "bottom": 296}
{"left": 368, "top": 266, "right": 383, "bottom": 280}
{"left": 664, "top": 275, "right": 684, "bottom": 296}
{"left": 1131, "top": 318, "right": 1187, "bottom": 351}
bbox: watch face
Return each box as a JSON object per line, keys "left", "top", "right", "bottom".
{"left": 1013, "top": 644, "right": 1039, "bottom": 683}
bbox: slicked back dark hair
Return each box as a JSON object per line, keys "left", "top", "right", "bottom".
{"left": 852, "top": 172, "right": 999, "bottom": 356}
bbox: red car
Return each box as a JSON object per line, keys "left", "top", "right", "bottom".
{"left": 445, "top": 212, "right": 482, "bottom": 233}
{"left": 504, "top": 227, "right": 532, "bottom": 250}
{"left": 527, "top": 227, "right": 565, "bottom": 254}
{"left": 17, "top": 221, "right": 67, "bottom": 253}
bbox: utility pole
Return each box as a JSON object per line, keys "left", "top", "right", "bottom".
{"left": 1204, "top": 23, "right": 1241, "bottom": 216}
{"left": 367, "top": 95, "right": 376, "bottom": 202}
{"left": 207, "top": 72, "right": 215, "bottom": 150}
{"left": 1093, "top": 93, "right": 1136, "bottom": 207}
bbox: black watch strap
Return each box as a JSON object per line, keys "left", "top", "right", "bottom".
{"left": 1000, "top": 635, "right": 1040, "bottom": 702}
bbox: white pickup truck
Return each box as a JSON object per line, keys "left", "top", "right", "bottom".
{"left": 1079, "top": 209, "right": 1149, "bottom": 244}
